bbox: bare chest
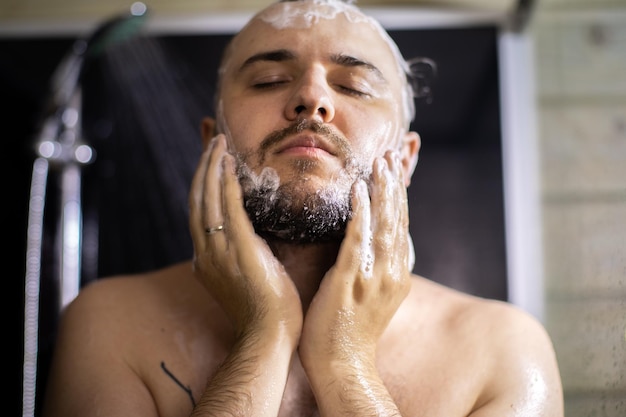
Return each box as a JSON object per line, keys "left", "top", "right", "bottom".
{"left": 135, "top": 280, "right": 485, "bottom": 417}
{"left": 145, "top": 345, "right": 480, "bottom": 417}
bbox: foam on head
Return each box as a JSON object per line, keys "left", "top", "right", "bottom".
{"left": 258, "top": 0, "right": 368, "bottom": 29}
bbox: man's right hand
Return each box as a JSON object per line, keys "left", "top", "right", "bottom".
{"left": 188, "top": 134, "right": 303, "bottom": 339}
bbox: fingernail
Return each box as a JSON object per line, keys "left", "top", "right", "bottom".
{"left": 222, "top": 153, "right": 236, "bottom": 174}
{"left": 378, "top": 156, "right": 389, "bottom": 174}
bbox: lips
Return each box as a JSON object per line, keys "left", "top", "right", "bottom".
{"left": 274, "top": 134, "right": 337, "bottom": 156}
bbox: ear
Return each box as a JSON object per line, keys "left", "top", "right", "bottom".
{"left": 399, "top": 131, "right": 421, "bottom": 187}
{"left": 201, "top": 117, "right": 217, "bottom": 150}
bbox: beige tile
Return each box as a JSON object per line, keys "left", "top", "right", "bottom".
{"left": 543, "top": 201, "right": 626, "bottom": 296}
{"left": 539, "top": 105, "right": 626, "bottom": 194}
{"left": 533, "top": 12, "right": 626, "bottom": 99}
{"left": 545, "top": 298, "right": 626, "bottom": 392}
{"left": 564, "top": 393, "right": 626, "bottom": 417}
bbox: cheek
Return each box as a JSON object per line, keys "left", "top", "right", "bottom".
{"left": 221, "top": 100, "right": 274, "bottom": 154}
{"left": 348, "top": 115, "right": 401, "bottom": 162}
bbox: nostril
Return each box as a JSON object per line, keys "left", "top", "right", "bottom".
{"left": 295, "top": 105, "right": 306, "bottom": 114}
{"left": 318, "top": 107, "right": 326, "bottom": 116}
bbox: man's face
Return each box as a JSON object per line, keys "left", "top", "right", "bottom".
{"left": 216, "top": 1, "right": 410, "bottom": 243}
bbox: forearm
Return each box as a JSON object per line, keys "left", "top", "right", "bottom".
{"left": 309, "top": 357, "right": 402, "bottom": 417}
{"left": 191, "top": 327, "right": 295, "bottom": 417}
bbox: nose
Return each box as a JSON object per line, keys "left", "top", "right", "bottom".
{"left": 284, "top": 70, "right": 335, "bottom": 123}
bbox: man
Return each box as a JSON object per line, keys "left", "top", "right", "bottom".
{"left": 42, "top": 1, "right": 564, "bottom": 416}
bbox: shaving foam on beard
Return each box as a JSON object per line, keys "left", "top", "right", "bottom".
{"left": 216, "top": 100, "right": 283, "bottom": 195}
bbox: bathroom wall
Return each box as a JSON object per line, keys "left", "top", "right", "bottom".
{"left": 531, "top": 0, "right": 626, "bottom": 414}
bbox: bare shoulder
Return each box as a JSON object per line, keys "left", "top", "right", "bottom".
{"left": 43, "top": 260, "right": 229, "bottom": 417}
{"left": 56, "top": 260, "right": 229, "bottom": 359}
{"left": 66, "top": 260, "right": 206, "bottom": 319}
{"left": 388, "top": 276, "right": 564, "bottom": 416}
{"left": 403, "top": 275, "right": 555, "bottom": 350}
{"left": 419, "top": 277, "right": 548, "bottom": 341}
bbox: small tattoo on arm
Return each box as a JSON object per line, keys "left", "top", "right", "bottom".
{"left": 161, "top": 361, "right": 196, "bottom": 408}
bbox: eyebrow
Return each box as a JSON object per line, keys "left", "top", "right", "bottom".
{"left": 238, "top": 49, "right": 386, "bottom": 82}
{"left": 330, "top": 53, "right": 385, "bottom": 81}
{"left": 238, "top": 49, "right": 296, "bottom": 72}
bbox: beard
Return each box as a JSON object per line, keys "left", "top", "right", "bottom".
{"left": 234, "top": 120, "right": 371, "bottom": 244}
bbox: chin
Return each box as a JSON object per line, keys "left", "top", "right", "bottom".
{"left": 242, "top": 177, "right": 353, "bottom": 244}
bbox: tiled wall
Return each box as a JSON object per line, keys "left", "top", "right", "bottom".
{"left": 531, "top": 1, "right": 626, "bottom": 415}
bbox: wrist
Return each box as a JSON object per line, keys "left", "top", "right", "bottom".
{"left": 237, "top": 316, "right": 302, "bottom": 353}
{"left": 301, "top": 346, "right": 377, "bottom": 390}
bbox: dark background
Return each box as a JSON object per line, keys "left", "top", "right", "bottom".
{"left": 2, "top": 25, "right": 506, "bottom": 416}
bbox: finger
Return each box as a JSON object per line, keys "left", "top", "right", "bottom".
{"left": 221, "top": 152, "right": 257, "bottom": 244}
{"left": 203, "top": 135, "right": 228, "bottom": 246}
{"left": 370, "top": 156, "right": 395, "bottom": 263}
{"left": 386, "top": 150, "right": 408, "bottom": 218}
{"left": 189, "top": 135, "right": 219, "bottom": 250}
{"left": 335, "top": 179, "right": 373, "bottom": 279}
{"left": 377, "top": 151, "right": 409, "bottom": 279}
{"left": 387, "top": 151, "right": 410, "bottom": 268}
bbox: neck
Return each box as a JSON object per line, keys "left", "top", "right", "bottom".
{"left": 267, "top": 239, "right": 341, "bottom": 309}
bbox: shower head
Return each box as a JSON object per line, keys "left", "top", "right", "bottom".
{"left": 82, "top": 2, "right": 149, "bottom": 60}
{"left": 35, "top": 2, "right": 149, "bottom": 157}
{"left": 49, "top": 2, "right": 149, "bottom": 108}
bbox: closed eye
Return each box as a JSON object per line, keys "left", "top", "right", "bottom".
{"left": 252, "top": 80, "right": 287, "bottom": 89}
{"left": 337, "top": 85, "right": 370, "bottom": 97}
